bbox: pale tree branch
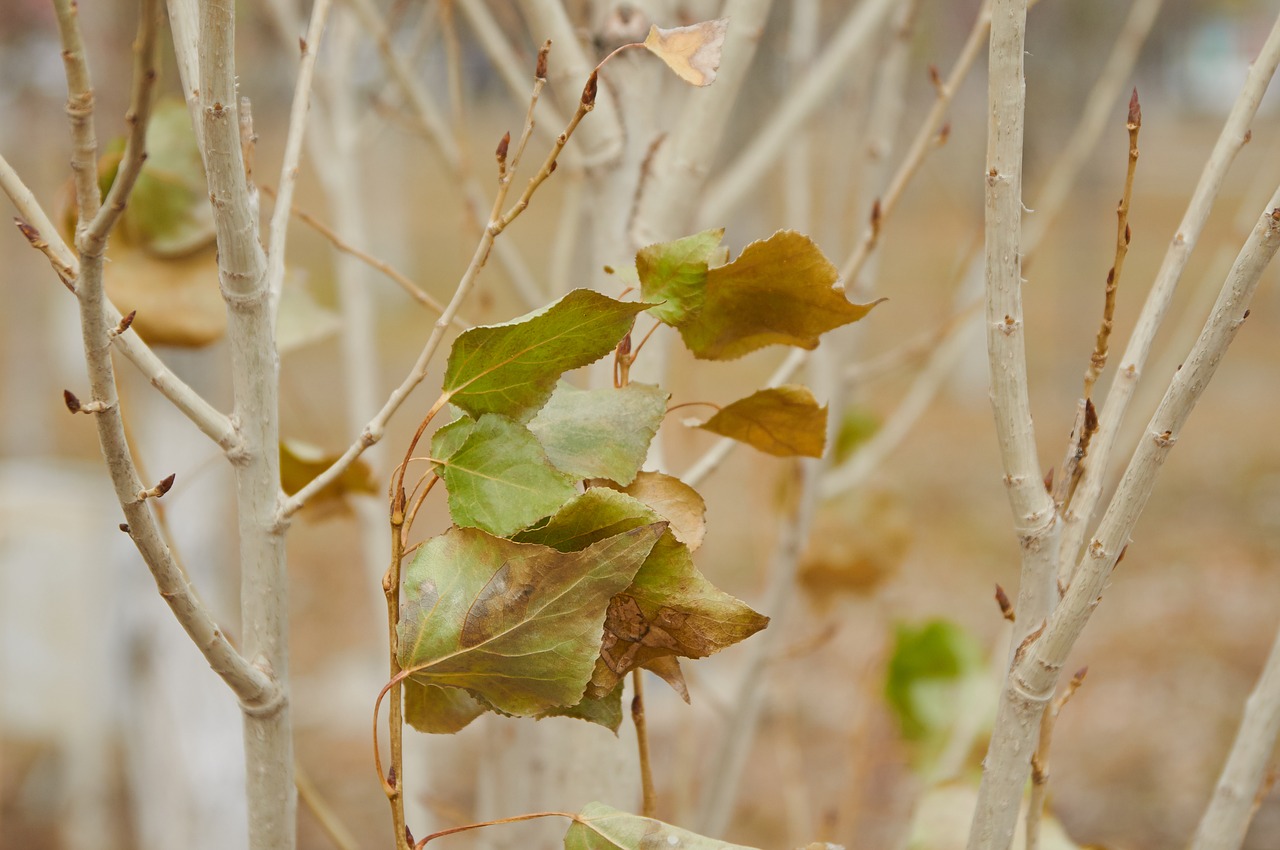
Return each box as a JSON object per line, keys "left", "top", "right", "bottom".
{"left": 1190, "top": 621, "right": 1280, "bottom": 850}
{"left": 199, "top": 0, "right": 297, "bottom": 845}
{"left": 700, "top": 0, "right": 897, "bottom": 225}
{"left": 1060, "top": 12, "right": 1280, "bottom": 578}
{"left": 968, "top": 189, "right": 1280, "bottom": 850}
{"left": 345, "top": 0, "right": 544, "bottom": 308}
{"left": 51, "top": 0, "right": 277, "bottom": 713}
{"left": 983, "top": 0, "right": 1059, "bottom": 645}
{"left": 165, "top": 0, "right": 203, "bottom": 145}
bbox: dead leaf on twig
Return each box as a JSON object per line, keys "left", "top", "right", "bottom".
{"left": 643, "top": 19, "right": 728, "bottom": 87}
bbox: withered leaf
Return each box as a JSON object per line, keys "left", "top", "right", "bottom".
{"left": 642, "top": 19, "right": 729, "bottom": 87}
{"left": 565, "top": 802, "right": 761, "bottom": 849}
{"left": 696, "top": 385, "right": 828, "bottom": 458}
{"left": 602, "top": 470, "right": 707, "bottom": 552}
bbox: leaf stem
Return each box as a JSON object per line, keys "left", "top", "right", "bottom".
{"left": 414, "top": 811, "right": 579, "bottom": 847}
{"left": 632, "top": 669, "right": 657, "bottom": 818}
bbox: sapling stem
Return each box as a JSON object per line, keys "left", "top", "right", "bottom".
{"left": 632, "top": 670, "right": 657, "bottom": 818}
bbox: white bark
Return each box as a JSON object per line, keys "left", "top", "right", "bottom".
{"left": 968, "top": 189, "right": 1280, "bottom": 850}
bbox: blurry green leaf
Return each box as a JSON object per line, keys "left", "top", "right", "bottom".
{"left": 604, "top": 471, "right": 706, "bottom": 552}
{"left": 434, "top": 414, "right": 576, "bottom": 537}
{"left": 564, "top": 802, "right": 759, "bottom": 850}
{"left": 397, "top": 523, "right": 664, "bottom": 719}
{"left": 906, "top": 784, "right": 1086, "bottom": 850}
{"left": 102, "top": 100, "right": 216, "bottom": 257}
{"left": 529, "top": 382, "right": 669, "bottom": 485}
{"left": 885, "top": 620, "right": 984, "bottom": 742}
{"left": 636, "top": 228, "right": 724, "bottom": 325}
{"left": 641, "top": 18, "right": 729, "bottom": 87}
{"left": 403, "top": 680, "right": 485, "bottom": 734}
{"left": 675, "top": 230, "right": 881, "bottom": 360}
{"left": 516, "top": 488, "right": 767, "bottom": 701}
{"left": 276, "top": 282, "right": 341, "bottom": 354}
{"left": 443, "top": 289, "right": 649, "bottom": 422}
{"left": 279, "top": 439, "right": 376, "bottom": 503}
{"left": 833, "top": 406, "right": 880, "bottom": 464}
{"left": 696, "top": 385, "right": 828, "bottom": 458}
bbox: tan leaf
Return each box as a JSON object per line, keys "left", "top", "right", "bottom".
{"left": 696, "top": 385, "right": 828, "bottom": 458}
{"left": 643, "top": 18, "right": 729, "bottom": 87}
{"left": 641, "top": 656, "right": 689, "bottom": 703}
{"left": 279, "top": 439, "right": 377, "bottom": 507}
{"left": 104, "top": 243, "right": 226, "bottom": 347}
{"left": 607, "top": 470, "right": 707, "bottom": 552}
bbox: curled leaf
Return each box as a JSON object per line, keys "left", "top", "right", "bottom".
{"left": 642, "top": 18, "right": 729, "bottom": 87}
{"left": 604, "top": 471, "right": 707, "bottom": 552}
{"left": 696, "top": 385, "right": 828, "bottom": 458}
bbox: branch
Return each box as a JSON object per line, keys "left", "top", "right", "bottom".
{"left": 1190, "top": 622, "right": 1280, "bottom": 850}
{"left": 1060, "top": 11, "right": 1280, "bottom": 577}
{"left": 265, "top": 0, "right": 334, "bottom": 315}
{"left": 51, "top": 0, "right": 276, "bottom": 713}
{"left": 1026, "top": 667, "right": 1087, "bottom": 850}
{"left": 278, "top": 44, "right": 585, "bottom": 521}
{"left": 968, "top": 191, "right": 1280, "bottom": 850}
{"left": 700, "top": 0, "right": 897, "bottom": 225}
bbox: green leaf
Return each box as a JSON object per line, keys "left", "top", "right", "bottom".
{"left": 515, "top": 488, "right": 768, "bottom": 700}
{"left": 443, "top": 289, "right": 650, "bottom": 422}
{"left": 565, "top": 802, "right": 760, "bottom": 850}
{"left": 429, "top": 415, "right": 476, "bottom": 471}
{"left": 434, "top": 414, "right": 576, "bottom": 537}
{"left": 398, "top": 522, "right": 665, "bottom": 719}
{"left": 636, "top": 228, "right": 724, "bottom": 325}
{"left": 403, "top": 680, "right": 486, "bottom": 734}
{"left": 528, "top": 382, "right": 669, "bottom": 485}
{"left": 833, "top": 405, "right": 880, "bottom": 464}
{"left": 675, "top": 230, "right": 881, "bottom": 360}
{"left": 696, "top": 385, "right": 828, "bottom": 458}
{"left": 540, "top": 681, "right": 625, "bottom": 731}
{"left": 885, "top": 619, "right": 984, "bottom": 742}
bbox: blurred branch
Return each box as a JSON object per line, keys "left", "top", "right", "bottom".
{"left": 700, "top": 0, "right": 897, "bottom": 225}
{"left": 1061, "top": 11, "right": 1280, "bottom": 581}
{"left": 1190, "top": 622, "right": 1280, "bottom": 850}
{"left": 1026, "top": 667, "right": 1087, "bottom": 850}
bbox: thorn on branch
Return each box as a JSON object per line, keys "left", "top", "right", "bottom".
{"left": 138, "top": 472, "right": 176, "bottom": 501}
{"left": 995, "top": 583, "right": 1016, "bottom": 622}
{"left": 536, "top": 39, "right": 551, "bottom": 81}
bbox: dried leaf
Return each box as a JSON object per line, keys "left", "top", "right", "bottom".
{"left": 540, "top": 681, "right": 625, "bottom": 731}
{"left": 565, "top": 802, "right": 760, "bottom": 849}
{"left": 676, "top": 230, "right": 881, "bottom": 360}
{"left": 642, "top": 19, "right": 729, "bottom": 87}
{"left": 696, "top": 385, "right": 828, "bottom": 458}
{"left": 604, "top": 471, "right": 707, "bottom": 552}
{"left": 398, "top": 522, "right": 665, "bottom": 720}
{"left": 279, "top": 439, "right": 376, "bottom": 504}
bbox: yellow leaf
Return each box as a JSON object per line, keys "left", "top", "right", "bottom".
{"left": 643, "top": 18, "right": 729, "bottom": 87}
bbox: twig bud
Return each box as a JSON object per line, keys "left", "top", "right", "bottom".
{"left": 63, "top": 389, "right": 82, "bottom": 413}
{"left": 495, "top": 131, "right": 510, "bottom": 176}
{"left": 1042, "top": 467, "right": 1054, "bottom": 493}
{"left": 536, "top": 39, "right": 551, "bottom": 81}
{"left": 995, "top": 583, "right": 1016, "bottom": 622}
{"left": 139, "top": 472, "right": 176, "bottom": 501}
{"left": 15, "top": 218, "right": 41, "bottom": 246}
{"left": 1127, "top": 87, "right": 1141, "bottom": 128}
{"left": 119, "top": 523, "right": 130, "bottom": 533}
{"left": 581, "top": 70, "right": 599, "bottom": 108}
{"left": 928, "top": 64, "right": 942, "bottom": 93}
{"left": 110, "top": 309, "right": 137, "bottom": 338}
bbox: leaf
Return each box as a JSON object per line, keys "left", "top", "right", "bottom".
{"left": 885, "top": 620, "right": 985, "bottom": 742}
{"left": 403, "top": 680, "right": 485, "bottom": 734}
{"left": 603, "top": 471, "right": 707, "bottom": 552}
{"left": 279, "top": 439, "right": 376, "bottom": 502}
{"left": 540, "top": 681, "right": 625, "bottom": 731}
{"left": 636, "top": 228, "right": 724, "bottom": 325}
{"left": 529, "top": 383, "right": 669, "bottom": 485}
{"left": 443, "top": 289, "right": 650, "bottom": 422}
{"left": 565, "top": 802, "right": 760, "bottom": 850}
{"left": 642, "top": 19, "right": 729, "bottom": 87}
{"left": 515, "top": 488, "right": 768, "bottom": 700}
{"left": 675, "top": 230, "right": 881, "bottom": 360}
{"left": 434, "top": 414, "right": 576, "bottom": 537}
{"left": 277, "top": 280, "right": 341, "bottom": 354}
{"left": 429, "top": 415, "right": 476, "bottom": 471}
{"left": 640, "top": 656, "right": 689, "bottom": 703}
{"left": 833, "top": 406, "right": 880, "bottom": 464}
{"left": 696, "top": 385, "right": 828, "bottom": 458}
{"left": 398, "top": 522, "right": 666, "bottom": 719}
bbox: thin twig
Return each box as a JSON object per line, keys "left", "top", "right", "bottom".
{"left": 1026, "top": 667, "right": 1087, "bottom": 850}
{"left": 1061, "top": 11, "right": 1280, "bottom": 582}
{"left": 296, "top": 761, "right": 362, "bottom": 850}
{"left": 632, "top": 670, "right": 657, "bottom": 818}
{"left": 265, "top": 0, "right": 334, "bottom": 316}
{"left": 259, "top": 184, "right": 458, "bottom": 321}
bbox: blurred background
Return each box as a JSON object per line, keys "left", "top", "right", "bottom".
{"left": 3, "top": 1, "right": 1280, "bottom": 848}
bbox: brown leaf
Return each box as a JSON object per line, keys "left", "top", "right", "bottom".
{"left": 697, "top": 385, "right": 828, "bottom": 458}
{"left": 641, "top": 656, "right": 689, "bottom": 703}
{"left": 643, "top": 18, "right": 729, "bottom": 87}
{"left": 605, "top": 471, "right": 707, "bottom": 552}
